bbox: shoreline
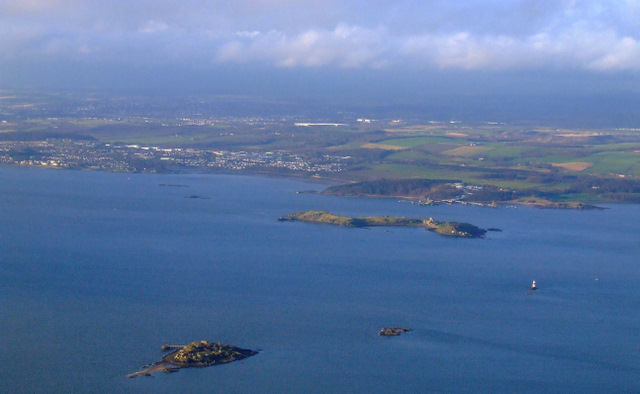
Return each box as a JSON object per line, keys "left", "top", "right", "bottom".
{"left": 127, "top": 362, "right": 179, "bottom": 378}
{"left": 0, "top": 165, "right": 616, "bottom": 209}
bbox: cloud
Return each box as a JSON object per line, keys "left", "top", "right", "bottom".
{"left": 398, "top": 24, "right": 640, "bottom": 71}
{"left": 214, "top": 21, "right": 640, "bottom": 72}
{"left": 234, "top": 31, "right": 261, "bottom": 38}
{"left": 0, "top": 0, "right": 77, "bottom": 16}
{"left": 217, "top": 24, "right": 390, "bottom": 68}
{"left": 2, "top": 0, "right": 640, "bottom": 76}
{"left": 138, "top": 20, "right": 169, "bottom": 34}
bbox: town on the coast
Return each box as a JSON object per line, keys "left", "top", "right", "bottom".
{"left": 0, "top": 138, "right": 346, "bottom": 174}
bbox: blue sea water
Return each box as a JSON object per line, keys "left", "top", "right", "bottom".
{"left": 1, "top": 167, "right": 640, "bottom": 393}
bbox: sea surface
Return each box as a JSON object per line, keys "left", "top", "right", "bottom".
{"left": 1, "top": 167, "right": 639, "bottom": 393}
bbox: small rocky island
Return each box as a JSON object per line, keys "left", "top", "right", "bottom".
{"left": 379, "top": 327, "right": 413, "bottom": 336}
{"left": 278, "top": 211, "right": 486, "bottom": 238}
{"left": 128, "top": 340, "right": 259, "bottom": 378}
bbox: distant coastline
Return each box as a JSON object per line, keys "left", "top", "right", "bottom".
{"left": 2, "top": 91, "right": 640, "bottom": 209}
{"left": 0, "top": 165, "right": 610, "bottom": 210}
{"left": 320, "top": 179, "right": 607, "bottom": 210}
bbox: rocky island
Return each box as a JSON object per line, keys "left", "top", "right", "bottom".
{"left": 278, "top": 210, "right": 487, "bottom": 238}
{"left": 128, "top": 340, "right": 259, "bottom": 378}
{"left": 379, "top": 327, "right": 413, "bottom": 336}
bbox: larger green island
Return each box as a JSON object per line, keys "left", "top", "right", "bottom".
{"left": 278, "top": 210, "right": 487, "bottom": 238}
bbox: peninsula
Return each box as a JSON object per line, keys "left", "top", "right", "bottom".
{"left": 278, "top": 210, "right": 487, "bottom": 238}
{"left": 321, "top": 179, "right": 606, "bottom": 210}
{"left": 128, "top": 340, "right": 258, "bottom": 378}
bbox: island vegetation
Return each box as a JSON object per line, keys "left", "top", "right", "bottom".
{"left": 278, "top": 210, "right": 487, "bottom": 238}
{"left": 128, "top": 340, "right": 258, "bottom": 378}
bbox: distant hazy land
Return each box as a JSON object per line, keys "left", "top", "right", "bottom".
{"left": 1, "top": 91, "right": 640, "bottom": 207}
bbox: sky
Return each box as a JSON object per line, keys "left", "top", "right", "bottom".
{"left": 2, "top": 0, "right": 640, "bottom": 113}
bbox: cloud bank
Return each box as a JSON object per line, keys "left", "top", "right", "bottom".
{"left": 1, "top": 0, "right": 639, "bottom": 91}
{"left": 214, "top": 22, "right": 640, "bottom": 71}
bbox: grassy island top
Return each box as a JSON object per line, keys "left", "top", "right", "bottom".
{"left": 128, "top": 340, "right": 258, "bottom": 378}
{"left": 278, "top": 210, "right": 486, "bottom": 238}
{"left": 163, "top": 340, "right": 258, "bottom": 367}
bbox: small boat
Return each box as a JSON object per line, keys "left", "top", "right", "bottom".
{"left": 530, "top": 280, "right": 537, "bottom": 290}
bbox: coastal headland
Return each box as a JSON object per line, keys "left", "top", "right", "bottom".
{"left": 321, "top": 179, "right": 606, "bottom": 210}
{"left": 278, "top": 210, "right": 487, "bottom": 238}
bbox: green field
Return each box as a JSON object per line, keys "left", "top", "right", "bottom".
{"left": 586, "top": 151, "right": 640, "bottom": 175}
